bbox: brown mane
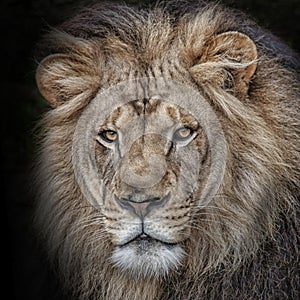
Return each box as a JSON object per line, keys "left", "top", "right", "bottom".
{"left": 35, "top": 1, "right": 299, "bottom": 299}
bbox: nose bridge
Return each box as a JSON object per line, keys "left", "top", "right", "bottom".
{"left": 129, "top": 138, "right": 152, "bottom": 173}
{"left": 129, "top": 134, "right": 164, "bottom": 167}
{"left": 115, "top": 193, "right": 170, "bottom": 218}
{"left": 119, "top": 134, "right": 167, "bottom": 189}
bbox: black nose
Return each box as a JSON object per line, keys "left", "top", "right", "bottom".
{"left": 115, "top": 193, "right": 170, "bottom": 218}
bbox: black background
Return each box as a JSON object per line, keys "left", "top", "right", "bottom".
{"left": 2, "top": 1, "right": 299, "bottom": 299}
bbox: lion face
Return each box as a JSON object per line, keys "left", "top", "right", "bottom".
{"left": 35, "top": 13, "right": 258, "bottom": 280}
{"left": 93, "top": 98, "right": 207, "bottom": 277}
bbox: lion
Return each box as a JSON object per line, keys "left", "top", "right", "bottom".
{"left": 35, "top": 1, "right": 299, "bottom": 299}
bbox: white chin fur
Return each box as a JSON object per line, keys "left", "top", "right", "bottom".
{"left": 111, "top": 240, "right": 185, "bottom": 278}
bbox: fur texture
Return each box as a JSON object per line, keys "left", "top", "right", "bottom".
{"left": 35, "top": 1, "right": 299, "bottom": 299}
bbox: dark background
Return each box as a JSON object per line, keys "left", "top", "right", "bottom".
{"left": 2, "top": 1, "right": 299, "bottom": 299}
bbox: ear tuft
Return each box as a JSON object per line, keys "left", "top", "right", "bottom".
{"left": 36, "top": 54, "right": 69, "bottom": 107}
{"left": 190, "top": 31, "right": 257, "bottom": 95}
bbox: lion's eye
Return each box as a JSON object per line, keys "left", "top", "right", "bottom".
{"left": 98, "top": 130, "right": 118, "bottom": 143}
{"left": 173, "top": 127, "right": 193, "bottom": 141}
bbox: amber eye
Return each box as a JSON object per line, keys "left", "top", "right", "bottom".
{"left": 98, "top": 130, "right": 118, "bottom": 143}
{"left": 173, "top": 127, "right": 193, "bottom": 141}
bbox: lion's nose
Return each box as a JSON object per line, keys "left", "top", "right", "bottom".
{"left": 115, "top": 193, "right": 170, "bottom": 218}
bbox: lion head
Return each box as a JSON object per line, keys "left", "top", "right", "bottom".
{"left": 35, "top": 2, "right": 299, "bottom": 299}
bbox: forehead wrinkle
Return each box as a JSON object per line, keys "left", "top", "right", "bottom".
{"left": 108, "top": 99, "right": 198, "bottom": 136}
{"left": 131, "top": 100, "right": 145, "bottom": 116}
{"left": 109, "top": 103, "right": 141, "bottom": 129}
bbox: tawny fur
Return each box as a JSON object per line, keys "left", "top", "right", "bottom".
{"left": 35, "top": 1, "right": 299, "bottom": 299}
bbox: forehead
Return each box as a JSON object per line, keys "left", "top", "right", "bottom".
{"left": 105, "top": 98, "right": 199, "bottom": 130}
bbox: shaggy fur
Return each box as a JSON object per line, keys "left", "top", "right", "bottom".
{"left": 35, "top": 1, "right": 299, "bottom": 299}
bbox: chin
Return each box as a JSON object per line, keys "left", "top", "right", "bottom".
{"left": 111, "top": 238, "right": 185, "bottom": 278}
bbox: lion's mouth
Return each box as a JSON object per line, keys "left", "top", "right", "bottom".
{"left": 120, "top": 233, "right": 178, "bottom": 248}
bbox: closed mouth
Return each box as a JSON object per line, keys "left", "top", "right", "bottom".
{"left": 120, "top": 233, "right": 178, "bottom": 248}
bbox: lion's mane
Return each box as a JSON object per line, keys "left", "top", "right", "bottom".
{"left": 35, "top": 1, "right": 299, "bottom": 299}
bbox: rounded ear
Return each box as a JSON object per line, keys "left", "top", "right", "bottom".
{"left": 36, "top": 54, "right": 70, "bottom": 107}
{"left": 212, "top": 31, "right": 257, "bottom": 82}
{"left": 36, "top": 50, "right": 102, "bottom": 108}
{"left": 190, "top": 31, "right": 258, "bottom": 95}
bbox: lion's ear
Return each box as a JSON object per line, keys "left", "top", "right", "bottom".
{"left": 36, "top": 54, "right": 72, "bottom": 107}
{"left": 190, "top": 31, "right": 257, "bottom": 95}
{"left": 36, "top": 51, "right": 101, "bottom": 108}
